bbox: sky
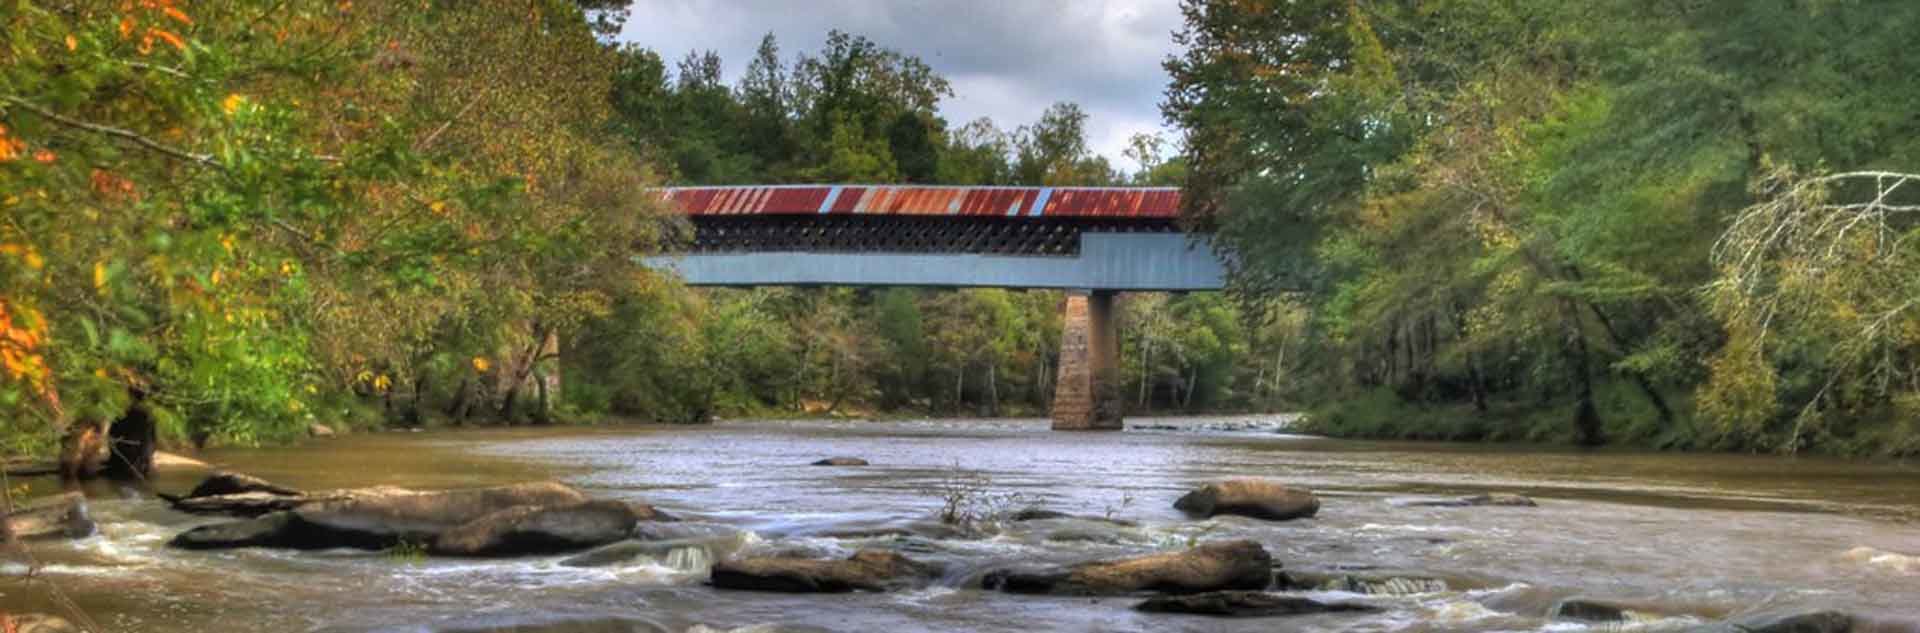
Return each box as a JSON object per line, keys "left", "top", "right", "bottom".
{"left": 613, "top": 0, "right": 1186, "bottom": 172}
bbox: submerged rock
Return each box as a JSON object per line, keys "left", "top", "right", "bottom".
{"left": 809, "top": 457, "right": 868, "bottom": 466}
{"left": 709, "top": 549, "right": 940, "bottom": 593}
{"left": 1280, "top": 570, "right": 1450, "bottom": 596}
{"left": 3, "top": 613, "right": 85, "bottom": 633}
{"left": 171, "top": 482, "right": 595, "bottom": 551}
{"left": 1135, "top": 591, "right": 1382, "bottom": 617}
{"left": 1174, "top": 479, "right": 1320, "bottom": 521}
{"left": 1406, "top": 493, "right": 1537, "bottom": 508}
{"left": 1552, "top": 598, "right": 1629, "bottom": 622}
{"left": 984, "top": 540, "right": 1273, "bottom": 596}
{"left": 1, "top": 492, "right": 95, "bottom": 540}
{"left": 559, "top": 531, "right": 746, "bottom": 571}
{"left": 1698, "top": 610, "right": 1856, "bottom": 633}
{"left": 432, "top": 500, "right": 666, "bottom": 557}
{"left": 1007, "top": 508, "right": 1138, "bottom": 526}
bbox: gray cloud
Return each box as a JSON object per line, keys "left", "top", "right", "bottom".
{"left": 614, "top": 0, "right": 1184, "bottom": 172}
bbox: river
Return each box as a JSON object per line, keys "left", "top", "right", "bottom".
{"left": 5, "top": 416, "right": 1919, "bottom": 632}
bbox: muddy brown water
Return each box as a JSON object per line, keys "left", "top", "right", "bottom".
{"left": 4, "top": 416, "right": 1919, "bottom": 632}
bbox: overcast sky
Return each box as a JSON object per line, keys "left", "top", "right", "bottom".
{"left": 614, "top": 0, "right": 1185, "bottom": 172}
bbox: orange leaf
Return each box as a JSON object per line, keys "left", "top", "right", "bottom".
{"left": 162, "top": 6, "right": 192, "bottom": 25}
{"left": 65, "top": 34, "right": 78, "bottom": 51}
{"left": 151, "top": 28, "right": 186, "bottom": 52}
{"left": 119, "top": 16, "right": 136, "bottom": 39}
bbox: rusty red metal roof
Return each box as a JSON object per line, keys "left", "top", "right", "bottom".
{"left": 659, "top": 185, "right": 1181, "bottom": 219}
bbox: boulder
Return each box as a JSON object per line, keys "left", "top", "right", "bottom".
{"left": 710, "top": 549, "right": 940, "bottom": 593}
{"left": 170, "top": 482, "right": 589, "bottom": 551}
{"left": 1174, "top": 480, "right": 1320, "bottom": 521}
{"left": 432, "top": 500, "right": 665, "bottom": 557}
{"left": 1, "top": 492, "right": 95, "bottom": 540}
{"left": 181, "top": 471, "right": 304, "bottom": 500}
{"left": 1407, "top": 493, "right": 1537, "bottom": 508}
{"left": 1552, "top": 598, "right": 1628, "bottom": 622}
{"left": 308, "top": 423, "right": 336, "bottom": 438}
{"left": 2, "top": 613, "right": 85, "bottom": 633}
{"left": 1134, "top": 591, "right": 1381, "bottom": 617}
{"left": 810, "top": 457, "right": 868, "bottom": 466}
{"left": 984, "top": 540, "right": 1273, "bottom": 596}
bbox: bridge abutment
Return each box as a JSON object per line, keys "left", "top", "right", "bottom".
{"left": 1051, "top": 290, "right": 1122, "bottom": 431}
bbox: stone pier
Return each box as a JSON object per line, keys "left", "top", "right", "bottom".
{"left": 1051, "top": 290, "right": 1122, "bottom": 430}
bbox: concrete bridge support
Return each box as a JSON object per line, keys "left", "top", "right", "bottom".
{"left": 1051, "top": 290, "right": 1122, "bottom": 430}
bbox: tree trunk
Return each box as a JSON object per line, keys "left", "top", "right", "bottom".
{"left": 407, "top": 375, "right": 426, "bottom": 426}
{"left": 101, "top": 396, "right": 156, "bottom": 481}
{"left": 497, "top": 321, "right": 552, "bottom": 424}
{"left": 532, "top": 369, "right": 552, "bottom": 425}
{"left": 954, "top": 365, "right": 965, "bottom": 414}
{"left": 1138, "top": 339, "right": 1152, "bottom": 408}
{"left": 987, "top": 362, "right": 999, "bottom": 416}
{"left": 1560, "top": 301, "right": 1605, "bottom": 446}
{"left": 1175, "top": 362, "right": 1190, "bottom": 408}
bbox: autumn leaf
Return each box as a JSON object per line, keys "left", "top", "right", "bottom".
{"left": 119, "top": 16, "right": 136, "bottom": 39}
{"left": 162, "top": 6, "right": 192, "bottom": 25}
{"left": 93, "top": 261, "right": 108, "bottom": 292}
{"left": 222, "top": 93, "right": 246, "bottom": 115}
{"left": 151, "top": 28, "right": 187, "bottom": 52}
{"left": 472, "top": 356, "right": 491, "bottom": 373}
{"left": 66, "top": 34, "right": 78, "bottom": 51}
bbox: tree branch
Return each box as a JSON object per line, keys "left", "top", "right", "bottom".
{"left": 2, "top": 95, "right": 219, "bottom": 169}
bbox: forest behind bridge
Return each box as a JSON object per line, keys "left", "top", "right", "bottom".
{"left": 3, "top": 0, "right": 1918, "bottom": 466}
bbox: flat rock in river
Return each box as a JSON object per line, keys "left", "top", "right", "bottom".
{"left": 1174, "top": 479, "right": 1320, "bottom": 521}
{"left": 1135, "top": 591, "right": 1382, "bottom": 617}
{"left": 432, "top": 500, "right": 667, "bottom": 557}
{"left": 1, "top": 492, "right": 95, "bottom": 540}
{"left": 170, "top": 482, "right": 591, "bottom": 551}
{"left": 710, "top": 549, "right": 940, "bottom": 593}
{"left": 983, "top": 539, "right": 1273, "bottom": 596}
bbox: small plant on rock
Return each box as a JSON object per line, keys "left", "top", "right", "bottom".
{"left": 923, "top": 462, "right": 1024, "bottom": 536}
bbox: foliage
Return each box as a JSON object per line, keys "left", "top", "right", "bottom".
{"left": 1168, "top": 0, "right": 1920, "bottom": 455}
{"left": 1, "top": 0, "right": 672, "bottom": 457}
